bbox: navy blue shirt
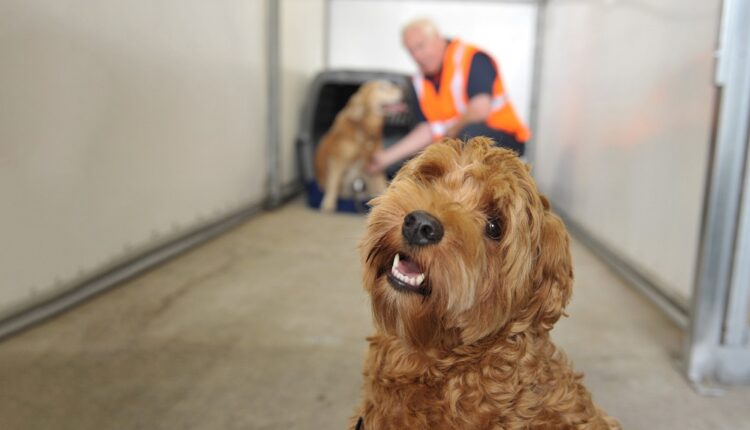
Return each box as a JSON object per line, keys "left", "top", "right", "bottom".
{"left": 410, "top": 50, "right": 497, "bottom": 123}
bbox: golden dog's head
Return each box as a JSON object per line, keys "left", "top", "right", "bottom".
{"left": 361, "top": 138, "right": 573, "bottom": 349}
{"left": 345, "top": 80, "right": 403, "bottom": 121}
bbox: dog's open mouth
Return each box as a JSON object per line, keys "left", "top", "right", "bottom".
{"left": 387, "top": 253, "right": 430, "bottom": 296}
{"left": 381, "top": 101, "right": 407, "bottom": 116}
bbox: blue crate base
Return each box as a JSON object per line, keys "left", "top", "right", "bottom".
{"left": 305, "top": 180, "right": 371, "bottom": 214}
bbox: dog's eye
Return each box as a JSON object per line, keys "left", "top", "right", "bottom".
{"left": 485, "top": 218, "right": 502, "bottom": 240}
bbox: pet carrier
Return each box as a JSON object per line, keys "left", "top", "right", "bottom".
{"left": 296, "top": 70, "right": 416, "bottom": 213}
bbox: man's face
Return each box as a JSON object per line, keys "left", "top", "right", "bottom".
{"left": 403, "top": 27, "right": 443, "bottom": 76}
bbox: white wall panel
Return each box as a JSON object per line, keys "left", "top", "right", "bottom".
{"left": 534, "top": 0, "right": 721, "bottom": 304}
{"left": 280, "top": 0, "right": 326, "bottom": 187}
{"left": 0, "top": 1, "right": 268, "bottom": 318}
{"left": 328, "top": 0, "right": 537, "bottom": 122}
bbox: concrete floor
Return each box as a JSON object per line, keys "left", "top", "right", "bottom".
{"left": 1, "top": 199, "right": 749, "bottom": 430}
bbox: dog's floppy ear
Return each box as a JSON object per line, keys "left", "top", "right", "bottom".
{"left": 345, "top": 91, "right": 367, "bottom": 121}
{"left": 530, "top": 198, "right": 573, "bottom": 331}
{"left": 539, "top": 194, "right": 550, "bottom": 210}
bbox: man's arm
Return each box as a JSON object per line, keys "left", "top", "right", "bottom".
{"left": 368, "top": 122, "right": 432, "bottom": 173}
{"left": 445, "top": 52, "right": 497, "bottom": 137}
{"left": 444, "top": 93, "right": 492, "bottom": 138}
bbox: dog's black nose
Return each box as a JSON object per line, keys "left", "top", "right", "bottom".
{"left": 402, "top": 210, "right": 443, "bottom": 246}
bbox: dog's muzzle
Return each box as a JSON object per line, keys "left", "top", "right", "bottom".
{"left": 402, "top": 210, "right": 443, "bottom": 246}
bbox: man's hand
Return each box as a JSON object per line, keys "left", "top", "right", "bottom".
{"left": 367, "top": 151, "right": 387, "bottom": 174}
{"left": 366, "top": 123, "right": 433, "bottom": 174}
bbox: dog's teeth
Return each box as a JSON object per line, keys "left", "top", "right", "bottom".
{"left": 389, "top": 254, "right": 426, "bottom": 288}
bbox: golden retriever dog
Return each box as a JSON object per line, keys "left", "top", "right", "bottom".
{"left": 314, "top": 80, "right": 403, "bottom": 212}
{"left": 351, "top": 138, "right": 620, "bottom": 429}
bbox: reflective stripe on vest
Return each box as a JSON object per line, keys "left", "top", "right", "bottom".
{"left": 412, "top": 75, "right": 424, "bottom": 100}
{"left": 428, "top": 118, "right": 458, "bottom": 137}
{"left": 450, "top": 43, "right": 467, "bottom": 113}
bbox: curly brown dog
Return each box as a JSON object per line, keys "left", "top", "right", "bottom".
{"left": 351, "top": 138, "right": 620, "bottom": 429}
{"left": 314, "top": 80, "right": 403, "bottom": 212}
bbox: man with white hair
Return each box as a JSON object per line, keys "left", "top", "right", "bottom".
{"left": 368, "top": 19, "right": 529, "bottom": 173}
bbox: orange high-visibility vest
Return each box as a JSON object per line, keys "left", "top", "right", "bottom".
{"left": 412, "top": 39, "right": 530, "bottom": 142}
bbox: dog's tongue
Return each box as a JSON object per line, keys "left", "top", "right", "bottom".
{"left": 398, "top": 259, "right": 422, "bottom": 276}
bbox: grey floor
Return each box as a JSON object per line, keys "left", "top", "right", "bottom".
{"left": 1, "top": 199, "right": 749, "bottom": 430}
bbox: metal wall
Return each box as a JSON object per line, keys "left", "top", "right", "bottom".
{"left": 536, "top": 0, "right": 750, "bottom": 385}
{"left": 534, "top": 0, "right": 721, "bottom": 310}
{"left": 280, "top": 0, "right": 326, "bottom": 190}
{"left": 0, "top": 1, "right": 269, "bottom": 320}
{"left": 687, "top": 0, "right": 750, "bottom": 386}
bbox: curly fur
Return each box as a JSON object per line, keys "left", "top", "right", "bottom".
{"left": 351, "top": 138, "right": 620, "bottom": 429}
